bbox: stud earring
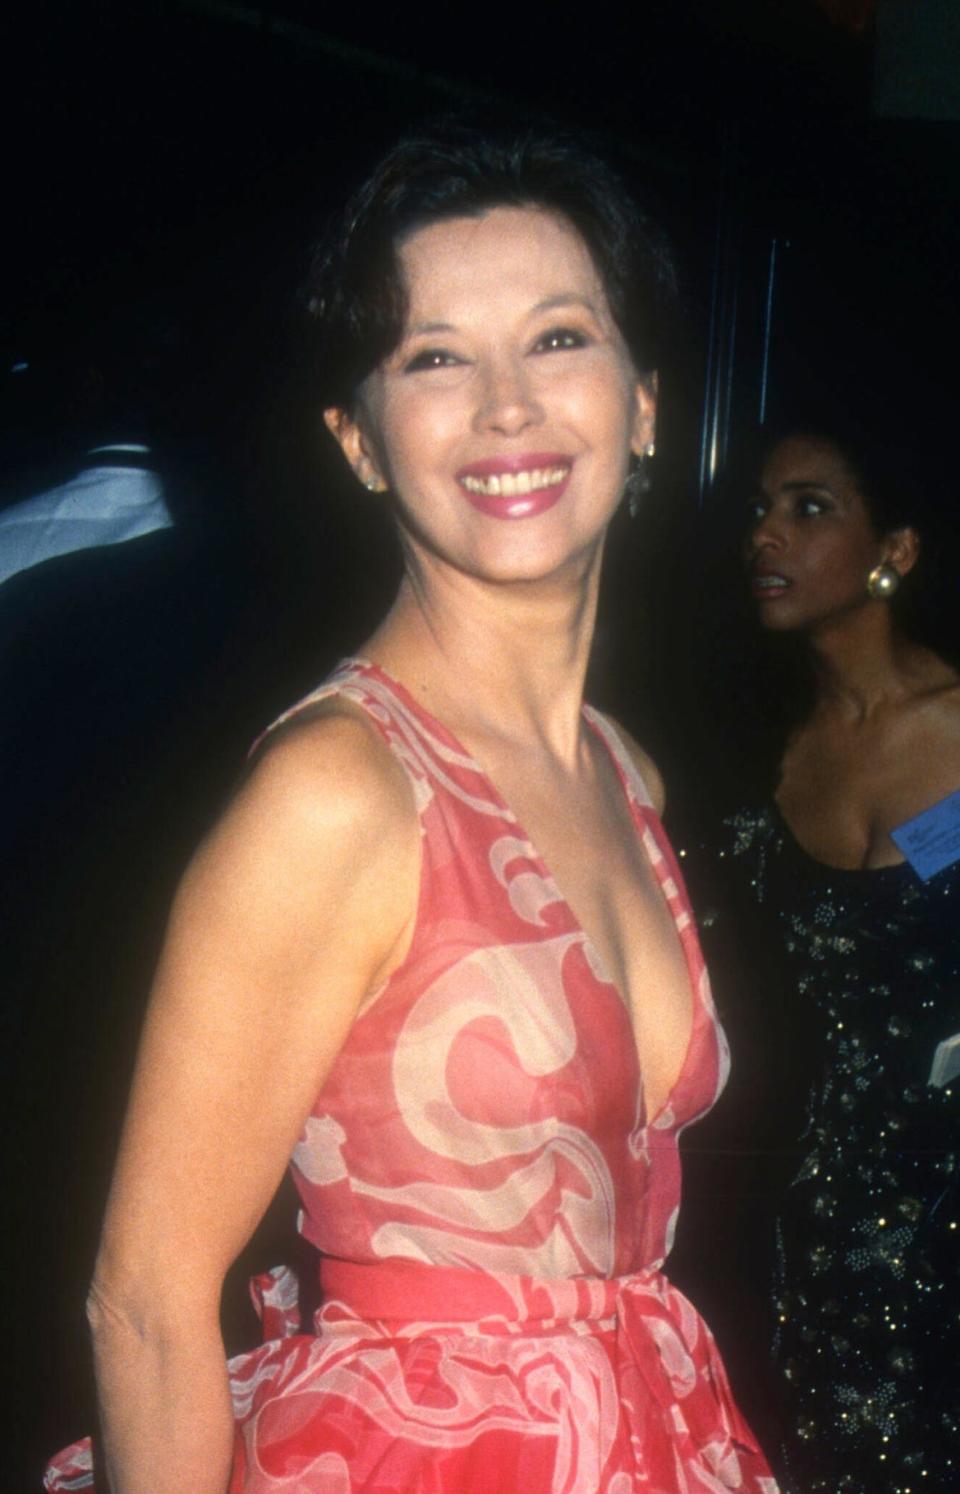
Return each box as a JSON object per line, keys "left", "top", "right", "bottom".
{"left": 867, "top": 561, "right": 900, "bottom": 599}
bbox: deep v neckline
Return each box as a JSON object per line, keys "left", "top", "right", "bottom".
{"left": 350, "top": 657, "right": 700, "bottom": 1127}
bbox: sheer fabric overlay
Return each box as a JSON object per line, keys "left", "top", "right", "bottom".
{"left": 47, "top": 659, "right": 778, "bottom": 1492}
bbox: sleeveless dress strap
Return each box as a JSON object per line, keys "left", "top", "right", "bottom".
{"left": 582, "top": 705, "right": 655, "bottom": 810}
{"left": 249, "top": 658, "right": 379, "bottom": 757}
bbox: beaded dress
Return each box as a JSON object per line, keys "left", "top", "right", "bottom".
{"left": 713, "top": 803, "right": 960, "bottom": 1493}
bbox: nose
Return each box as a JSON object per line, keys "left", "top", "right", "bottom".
{"left": 473, "top": 356, "right": 544, "bottom": 437}
{"left": 748, "top": 507, "right": 786, "bottom": 558}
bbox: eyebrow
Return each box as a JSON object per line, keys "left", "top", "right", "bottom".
{"left": 771, "top": 480, "right": 835, "bottom": 496}
{"left": 405, "top": 321, "right": 456, "bottom": 337}
{"left": 533, "top": 294, "right": 600, "bottom": 315}
{"left": 405, "top": 294, "right": 601, "bottom": 339}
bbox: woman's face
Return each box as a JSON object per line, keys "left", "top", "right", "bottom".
{"left": 746, "top": 435, "right": 894, "bottom": 633}
{"left": 327, "top": 205, "right": 655, "bottom": 587}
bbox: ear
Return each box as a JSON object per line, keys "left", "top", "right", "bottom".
{"left": 323, "top": 406, "right": 388, "bottom": 492}
{"left": 883, "top": 525, "right": 920, "bottom": 578}
{"left": 629, "top": 370, "right": 658, "bottom": 458}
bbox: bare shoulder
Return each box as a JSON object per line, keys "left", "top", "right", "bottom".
{"left": 238, "top": 697, "right": 417, "bottom": 848}
{"left": 601, "top": 715, "right": 666, "bottom": 816}
{"left": 96, "top": 698, "right": 423, "bottom": 1308}
{"left": 135, "top": 696, "right": 422, "bottom": 1131}
{"left": 897, "top": 671, "right": 960, "bottom": 767}
{"left": 919, "top": 677, "right": 960, "bottom": 737}
{"left": 178, "top": 697, "right": 421, "bottom": 978}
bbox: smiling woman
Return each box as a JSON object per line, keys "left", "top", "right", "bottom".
{"left": 325, "top": 206, "right": 654, "bottom": 587}
{"left": 46, "top": 124, "right": 779, "bottom": 1493}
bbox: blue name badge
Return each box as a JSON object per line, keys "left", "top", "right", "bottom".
{"left": 891, "top": 788, "right": 960, "bottom": 881}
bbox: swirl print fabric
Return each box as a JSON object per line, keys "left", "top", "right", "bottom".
{"left": 46, "top": 660, "right": 778, "bottom": 1492}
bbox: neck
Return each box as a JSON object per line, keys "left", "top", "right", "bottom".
{"left": 808, "top": 604, "right": 930, "bottom": 717}
{"left": 365, "top": 545, "right": 604, "bottom": 765}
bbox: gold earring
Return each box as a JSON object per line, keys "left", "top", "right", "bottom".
{"left": 867, "top": 561, "right": 900, "bottom": 599}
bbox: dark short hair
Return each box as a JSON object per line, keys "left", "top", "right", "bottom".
{"left": 756, "top": 416, "right": 929, "bottom": 541}
{"left": 304, "top": 121, "right": 677, "bottom": 410}
{"left": 745, "top": 413, "right": 956, "bottom": 669}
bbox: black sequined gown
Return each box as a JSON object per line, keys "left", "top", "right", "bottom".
{"left": 716, "top": 804, "right": 960, "bottom": 1493}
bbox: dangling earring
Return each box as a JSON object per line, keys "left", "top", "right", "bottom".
{"left": 625, "top": 443, "right": 656, "bottom": 518}
{"left": 867, "top": 561, "right": 900, "bottom": 599}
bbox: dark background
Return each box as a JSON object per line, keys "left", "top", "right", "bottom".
{"left": 3, "top": 2, "right": 959, "bottom": 1488}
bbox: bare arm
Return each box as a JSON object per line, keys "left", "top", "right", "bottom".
{"left": 89, "top": 709, "right": 420, "bottom": 1492}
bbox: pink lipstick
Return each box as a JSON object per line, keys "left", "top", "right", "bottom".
{"left": 456, "top": 453, "right": 573, "bottom": 520}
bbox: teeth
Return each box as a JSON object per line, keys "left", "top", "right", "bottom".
{"left": 755, "top": 576, "right": 789, "bottom": 589}
{"left": 461, "top": 466, "right": 569, "bottom": 497}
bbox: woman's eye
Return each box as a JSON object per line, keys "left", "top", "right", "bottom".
{"left": 798, "top": 496, "right": 828, "bottom": 517}
{"left": 404, "top": 348, "right": 463, "bottom": 373}
{"left": 532, "top": 327, "right": 588, "bottom": 353}
{"left": 746, "top": 500, "right": 768, "bottom": 524}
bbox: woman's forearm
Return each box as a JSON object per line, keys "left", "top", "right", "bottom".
{"left": 89, "top": 1289, "right": 235, "bottom": 1494}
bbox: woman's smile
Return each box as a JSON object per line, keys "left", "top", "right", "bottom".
{"left": 334, "top": 205, "right": 655, "bottom": 584}
{"left": 456, "top": 452, "right": 574, "bottom": 518}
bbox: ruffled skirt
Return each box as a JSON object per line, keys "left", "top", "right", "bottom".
{"left": 47, "top": 1259, "right": 779, "bottom": 1493}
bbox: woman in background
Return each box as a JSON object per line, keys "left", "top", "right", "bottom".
{"left": 695, "top": 421, "right": 960, "bottom": 1492}
{"left": 46, "top": 124, "right": 778, "bottom": 1493}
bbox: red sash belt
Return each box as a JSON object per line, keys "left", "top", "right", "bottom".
{"left": 311, "top": 1256, "right": 764, "bottom": 1472}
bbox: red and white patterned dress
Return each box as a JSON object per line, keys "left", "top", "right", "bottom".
{"left": 48, "top": 658, "right": 778, "bottom": 1493}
